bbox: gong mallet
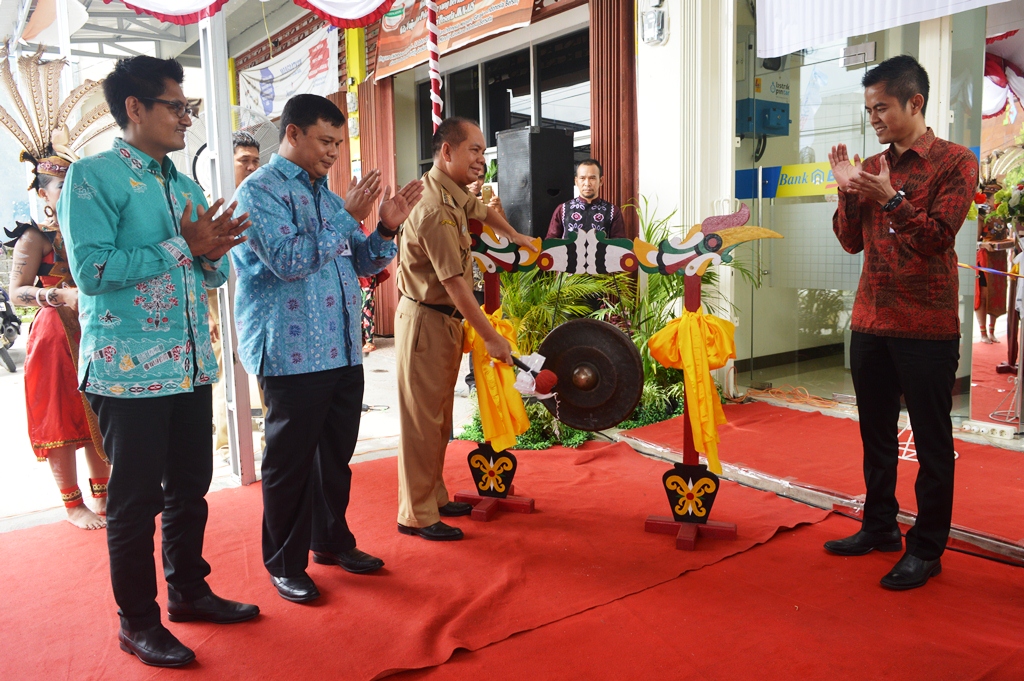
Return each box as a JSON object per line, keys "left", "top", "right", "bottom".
{"left": 511, "top": 356, "right": 558, "bottom": 395}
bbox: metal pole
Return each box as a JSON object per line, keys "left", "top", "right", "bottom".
{"left": 54, "top": 0, "right": 75, "bottom": 98}
{"left": 1016, "top": 305, "right": 1024, "bottom": 433}
{"left": 199, "top": 11, "right": 256, "bottom": 485}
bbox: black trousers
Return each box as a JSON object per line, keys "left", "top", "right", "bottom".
{"left": 87, "top": 387, "right": 214, "bottom": 631}
{"left": 258, "top": 365, "right": 363, "bottom": 577}
{"left": 850, "top": 331, "right": 960, "bottom": 561}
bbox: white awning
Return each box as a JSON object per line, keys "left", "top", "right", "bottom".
{"left": 756, "top": 0, "right": 1011, "bottom": 58}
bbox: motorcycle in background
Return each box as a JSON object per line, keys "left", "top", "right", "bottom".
{"left": 0, "top": 286, "right": 21, "bottom": 372}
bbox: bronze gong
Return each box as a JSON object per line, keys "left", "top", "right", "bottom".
{"left": 537, "top": 319, "right": 644, "bottom": 431}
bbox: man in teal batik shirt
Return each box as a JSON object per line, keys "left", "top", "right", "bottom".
{"left": 60, "top": 56, "right": 258, "bottom": 669}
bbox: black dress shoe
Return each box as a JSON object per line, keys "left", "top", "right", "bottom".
{"left": 397, "top": 521, "right": 464, "bottom": 541}
{"left": 880, "top": 553, "right": 942, "bottom": 590}
{"left": 270, "top": 573, "right": 321, "bottom": 603}
{"left": 312, "top": 547, "right": 384, "bottom": 574}
{"left": 439, "top": 501, "right": 474, "bottom": 517}
{"left": 118, "top": 624, "right": 195, "bottom": 668}
{"left": 823, "top": 528, "right": 903, "bottom": 556}
{"left": 167, "top": 592, "right": 260, "bottom": 623}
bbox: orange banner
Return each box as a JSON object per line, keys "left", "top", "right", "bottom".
{"left": 374, "top": 0, "right": 534, "bottom": 80}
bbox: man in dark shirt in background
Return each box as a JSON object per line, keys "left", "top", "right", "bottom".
{"left": 545, "top": 158, "right": 625, "bottom": 240}
{"left": 825, "top": 55, "right": 977, "bottom": 590}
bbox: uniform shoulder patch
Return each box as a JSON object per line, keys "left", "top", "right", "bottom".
{"left": 440, "top": 187, "right": 457, "bottom": 209}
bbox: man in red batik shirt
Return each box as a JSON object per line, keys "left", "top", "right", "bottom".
{"left": 824, "top": 55, "right": 977, "bottom": 590}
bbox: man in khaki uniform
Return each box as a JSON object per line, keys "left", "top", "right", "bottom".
{"left": 396, "top": 117, "right": 534, "bottom": 541}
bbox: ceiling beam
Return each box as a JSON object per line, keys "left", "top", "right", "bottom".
{"left": 77, "top": 23, "right": 186, "bottom": 43}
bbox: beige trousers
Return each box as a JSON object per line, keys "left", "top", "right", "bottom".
{"left": 395, "top": 296, "right": 464, "bottom": 528}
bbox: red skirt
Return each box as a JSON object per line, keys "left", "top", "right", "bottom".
{"left": 23, "top": 306, "right": 92, "bottom": 460}
{"left": 975, "top": 248, "right": 1009, "bottom": 316}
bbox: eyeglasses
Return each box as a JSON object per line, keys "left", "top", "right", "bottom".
{"left": 140, "top": 97, "right": 195, "bottom": 119}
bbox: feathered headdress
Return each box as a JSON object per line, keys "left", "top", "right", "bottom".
{"left": 0, "top": 43, "right": 115, "bottom": 190}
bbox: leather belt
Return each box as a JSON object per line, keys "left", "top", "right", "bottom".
{"left": 404, "top": 296, "right": 463, "bottom": 319}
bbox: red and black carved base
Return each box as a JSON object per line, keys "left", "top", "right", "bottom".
{"left": 457, "top": 442, "right": 535, "bottom": 522}
{"left": 645, "top": 462, "right": 737, "bottom": 550}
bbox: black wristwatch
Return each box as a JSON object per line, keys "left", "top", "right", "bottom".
{"left": 882, "top": 190, "right": 906, "bottom": 212}
{"left": 376, "top": 220, "right": 401, "bottom": 238}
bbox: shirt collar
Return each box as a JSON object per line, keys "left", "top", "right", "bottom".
{"left": 270, "top": 153, "right": 328, "bottom": 190}
{"left": 112, "top": 137, "right": 178, "bottom": 180}
{"left": 886, "top": 127, "right": 936, "bottom": 163}
{"left": 429, "top": 165, "right": 474, "bottom": 208}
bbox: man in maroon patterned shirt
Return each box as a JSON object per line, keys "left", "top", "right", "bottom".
{"left": 824, "top": 55, "right": 978, "bottom": 590}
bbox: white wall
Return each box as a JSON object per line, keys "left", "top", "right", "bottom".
{"left": 636, "top": 0, "right": 739, "bottom": 346}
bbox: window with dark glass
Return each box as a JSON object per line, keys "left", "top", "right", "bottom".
{"left": 417, "top": 31, "right": 591, "bottom": 153}
{"left": 418, "top": 66, "right": 480, "bottom": 162}
{"left": 449, "top": 66, "right": 480, "bottom": 122}
{"left": 484, "top": 49, "right": 532, "bottom": 147}
{"left": 537, "top": 30, "right": 590, "bottom": 132}
{"left": 417, "top": 80, "right": 434, "bottom": 161}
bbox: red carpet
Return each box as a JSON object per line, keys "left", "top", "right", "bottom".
{"left": 0, "top": 440, "right": 825, "bottom": 680}
{"left": 623, "top": 402, "right": 1024, "bottom": 542}
{"left": 400, "top": 513, "right": 1024, "bottom": 681}
{"left": 970, "top": 338, "right": 1017, "bottom": 423}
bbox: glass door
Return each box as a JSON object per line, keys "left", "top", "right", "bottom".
{"left": 732, "top": 6, "right": 984, "bottom": 423}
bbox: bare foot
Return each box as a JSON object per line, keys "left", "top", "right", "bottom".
{"left": 66, "top": 505, "right": 106, "bottom": 530}
{"left": 93, "top": 496, "right": 107, "bottom": 517}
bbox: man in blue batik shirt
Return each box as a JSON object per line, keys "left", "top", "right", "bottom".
{"left": 232, "top": 94, "right": 423, "bottom": 604}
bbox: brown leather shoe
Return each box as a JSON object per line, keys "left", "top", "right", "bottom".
{"left": 118, "top": 624, "right": 195, "bottom": 668}
{"left": 397, "top": 521, "right": 464, "bottom": 541}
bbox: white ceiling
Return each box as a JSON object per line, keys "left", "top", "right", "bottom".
{"left": 3, "top": 0, "right": 306, "bottom": 65}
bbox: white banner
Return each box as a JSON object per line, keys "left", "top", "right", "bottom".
{"left": 238, "top": 25, "right": 340, "bottom": 119}
{"left": 757, "top": 0, "right": 1010, "bottom": 58}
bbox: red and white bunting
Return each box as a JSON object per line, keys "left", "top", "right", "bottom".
{"left": 427, "top": 0, "right": 442, "bottom": 131}
{"left": 102, "top": 0, "right": 230, "bottom": 25}
{"left": 104, "top": 0, "right": 393, "bottom": 28}
{"left": 293, "top": 0, "right": 395, "bottom": 28}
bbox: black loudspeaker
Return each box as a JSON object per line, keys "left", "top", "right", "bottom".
{"left": 497, "top": 127, "right": 574, "bottom": 238}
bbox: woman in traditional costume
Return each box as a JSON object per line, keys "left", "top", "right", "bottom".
{"left": 1, "top": 45, "right": 116, "bottom": 528}
{"left": 976, "top": 180, "right": 1013, "bottom": 344}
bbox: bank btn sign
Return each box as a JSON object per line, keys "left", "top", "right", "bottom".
{"left": 776, "top": 162, "right": 838, "bottom": 197}
{"left": 735, "top": 161, "right": 838, "bottom": 200}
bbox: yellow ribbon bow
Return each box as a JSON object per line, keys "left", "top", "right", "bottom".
{"left": 463, "top": 306, "right": 530, "bottom": 452}
{"left": 647, "top": 306, "right": 736, "bottom": 473}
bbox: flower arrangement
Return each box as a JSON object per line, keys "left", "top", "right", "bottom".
{"left": 984, "top": 164, "right": 1024, "bottom": 223}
